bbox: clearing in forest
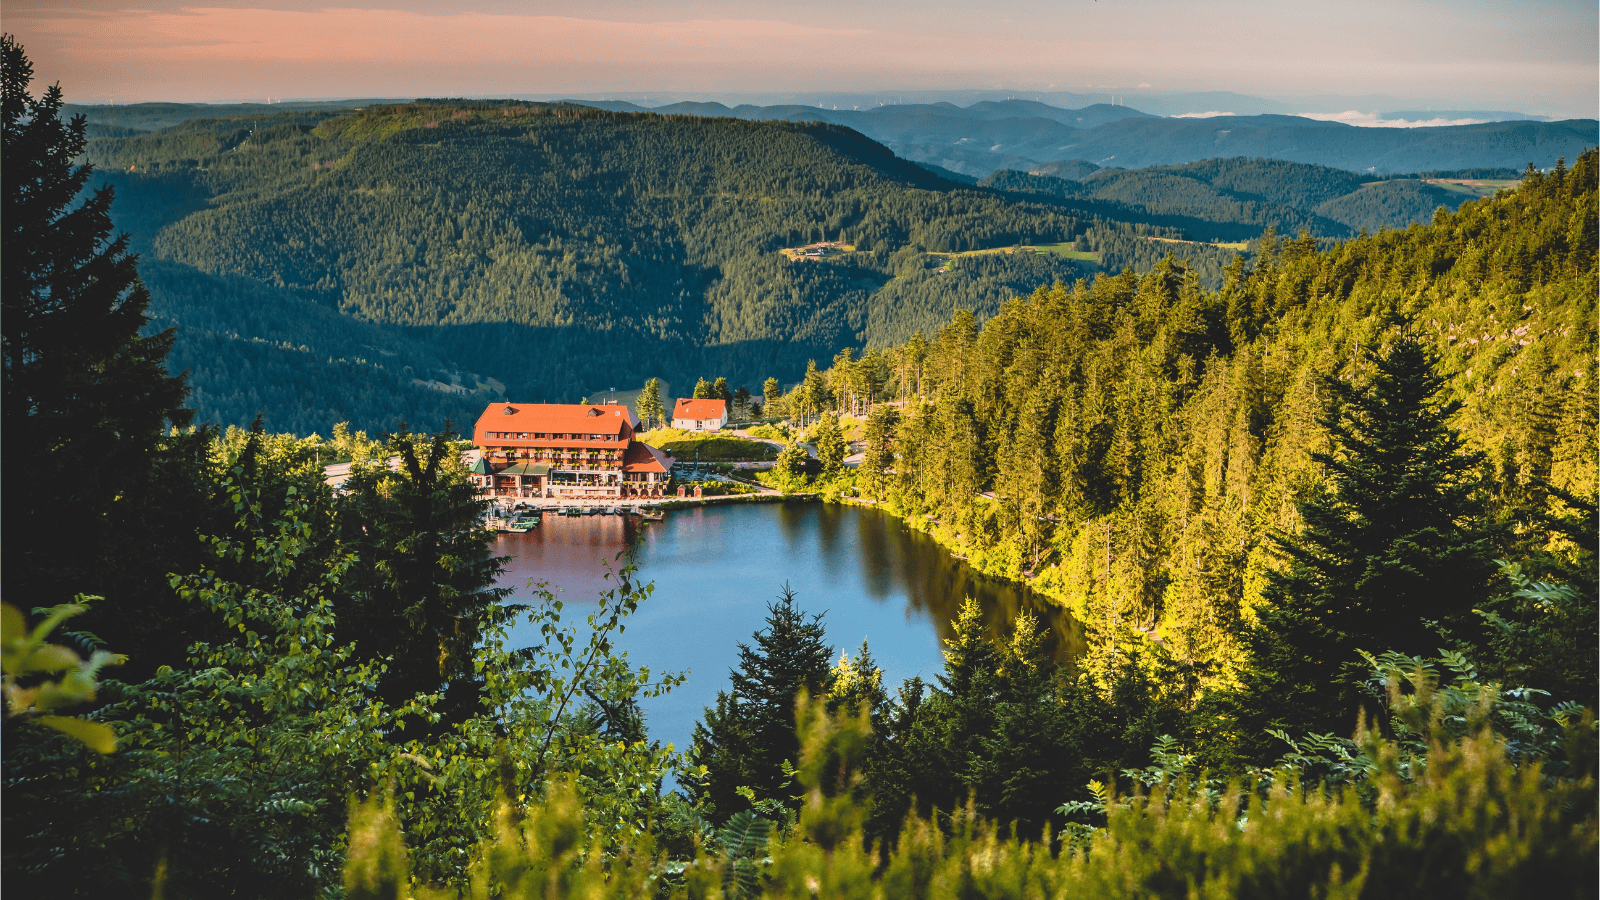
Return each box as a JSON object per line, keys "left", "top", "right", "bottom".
{"left": 929, "top": 244, "right": 1101, "bottom": 271}
{"left": 1142, "top": 236, "right": 1249, "bottom": 251}
{"left": 1423, "top": 178, "right": 1521, "bottom": 198}
{"left": 780, "top": 241, "right": 856, "bottom": 261}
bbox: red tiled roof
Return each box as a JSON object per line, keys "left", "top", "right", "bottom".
{"left": 672, "top": 398, "right": 727, "bottom": 420}
{"left": 622, "top": 441, "right": 675, "bottom": 474}
{"left": 473, "top": 403, "right": 638, "bottom": 446}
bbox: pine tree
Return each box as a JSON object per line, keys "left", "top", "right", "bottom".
{"left": 828, "top": 640, "right": 888, "bottom": 719}
{"left": 713, "top": 376, "right": 731, "bottom": 405}
{"left": 858, "top": 405, "right": 901, "bottom": 501}
{"left": 1238, "top": 337, "right": 1501, "bottom": 743}
{"left": 864, "top": 599, "right": 1084, "bottom": 837}
{"left": 638, "top": 377, "right": 665, "bottom": 429}
{"left": 2, "top": 35, "right": 192, "bottom": 611}
{"left": 689, "top": 584, "right": 834, "bottom": 821}
{"left": 335, "top": 427, "right": 511, "bottom": 724}
{"left": 763, "top": 377, "right": 782, "bottom": 416}
{"left": 773, "top": 441, "right": 811, "bottom": 487}
{"left": 814, "top": 413, "right": 847, "bottom": 478}
{"left": 693, "top": 377, "right": 714, "bottom": 399}
{"left": 801, "top": 360, "right": 829, "bottom": 426}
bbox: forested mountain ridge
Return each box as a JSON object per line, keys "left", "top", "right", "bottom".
{"left": 845, "top": 151, "right": 1597, "bottom": 689}
{"left": 86, "top": 99, "right": 1588, "bottom": 437}
{"left": 981, "top": 156, "right": 1517, "bottom": 239}
{"left": 571, "top": 97, "right": 1598, "bottom": 178}
{"left": 88, "top": 100, "right": 1239, "bottom": 434}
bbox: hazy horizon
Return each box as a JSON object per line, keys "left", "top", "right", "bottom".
{"left": 6, "top": 0, "right": 1597, "bottom": 121}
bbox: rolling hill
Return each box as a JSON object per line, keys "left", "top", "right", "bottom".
{"left": 82, "top": 99, "right": 1585, "bottom": 437}
{"left": 91, "top": 101, "right": 1216, "bottom": 435}
{"left": 571, "top": 99, "right": 1598, "bottom": 178}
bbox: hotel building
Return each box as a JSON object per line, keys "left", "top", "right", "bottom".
{"left": 469, "top": 402, "right": 674, "bottom": 500}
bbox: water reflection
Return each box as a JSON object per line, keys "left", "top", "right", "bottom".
{"left": 494, "top": 502, "right": 1082, "bottom": 754}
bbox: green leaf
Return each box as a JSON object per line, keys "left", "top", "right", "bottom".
{"left": 37, "top": 715, "right": 117, "bottom": 753}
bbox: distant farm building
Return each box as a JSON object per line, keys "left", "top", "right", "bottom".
{"left": 671, "top": 398, "right": 728, "bottom": 431}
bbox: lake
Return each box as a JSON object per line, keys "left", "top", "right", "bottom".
{"left": 494, "top": 500, "right": 1082, "bottom": 756}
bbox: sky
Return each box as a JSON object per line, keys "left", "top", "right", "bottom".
{"left": 4, "top": 0, "right": 1596, "bottom": 119}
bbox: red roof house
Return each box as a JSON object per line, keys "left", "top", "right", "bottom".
{"left": 470, "top": 401, "right": 670, "bottom": 500}
{"left": 671, "top": 398, "right": 728, "bottom": 430}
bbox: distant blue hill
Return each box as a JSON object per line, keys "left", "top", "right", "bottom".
{"left": 568, "top": 99, "right": 1598, "bottom": 177}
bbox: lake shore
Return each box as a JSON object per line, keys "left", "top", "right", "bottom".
{"left": 833, "top": 493, "right": 1086, "bottom": 621}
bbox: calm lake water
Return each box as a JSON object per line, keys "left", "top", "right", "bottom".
{"left": 494, "top": 501, "right": 1082, "bottom": 756}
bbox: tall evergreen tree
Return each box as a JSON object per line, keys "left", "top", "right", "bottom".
{"left": 335, "top": 427, "right": 511, "bottom": 724}
{"left": 814, "top": 413, "right": 847, "bottom": 477}
{"left": 638, "top": 377, "right": 665, "bottom": 429}
{"left": 689, "top": 584, "right": 834, "bottom": 821}
{"left": 1, "top": 34, "right": 194, "bottom": 622}
{"left": 693, "top": 377, "right": 714, "bottom": 400}
{"left": 858, "top": 405, "right": 901, "bottom": 501}
{"left": 863, "top": 599, "right": 1091, "bottom": 839}
{"left": 763, "top": 377, "right": 783, "bottom": 416}
{"left": 713, "top": 376, "right": 732, "bottom": 405}
{"left": 1238, "top": 337, "right": 1501, "bottom": 742}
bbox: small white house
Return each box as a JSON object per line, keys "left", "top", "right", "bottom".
{"left": 671, "top": 397, "right": 728, "bottom": 431}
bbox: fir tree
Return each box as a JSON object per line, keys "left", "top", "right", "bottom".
{"left": 763, "top": 377, "right": 783, "bottom": 417}
{"left": 1, "top": 35, "right": 193, "bottom": 616}
{"left": 638, "top": 377, "right": 665, "bottom": 429}
{"left": 335, "top": 426, "right": 511, "bottom": 724}
{"left": 858, "top": 405, "right": 901, "bottom": 501}
{"left": 689, "top": 584, "right": 834, "bottom": 821}
{"left": 1239, "top": 337, "right": 1501, "bottom": 742}
{"left": 864, "top": 599, "right": 1090, "bottom": 839}
{"left": 814, "top": 413, "right": 847, "bottom": 478}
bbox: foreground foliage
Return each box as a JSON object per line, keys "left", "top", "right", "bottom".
{"left": 345, "top": 690, "right": 1597, "bottom": 899}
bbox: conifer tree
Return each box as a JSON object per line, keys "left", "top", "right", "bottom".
{"left": 689, "top": 584, "right": 833, "bottom": 821}
{"left": 693, "top": 377, "right": 714, "bottom": 400}
{"left": 2, "top": 34, "right": 193, "bottom": 611}
{"left": 858, "top": 405, "right": 901, "bottom": 500}
{"left": 814, "top": 413, "right": 848, "bottom": 477}
{"left": 864, "top": 599, "right": 1086, "bottom": 838}
{"left": 1239, "top": 336, "right": 1500, "bottom": 742}
{"left": 637, "top": 377, "right": 665, "bottom": 429}
{"left": 763, "top": 377, "right": 783, "bottom": 416}
{"left": 713, "top": 376, "right": 731, "bottom": 404}
{"left": 335, "top": 427, "right": 511, "bottom": 723}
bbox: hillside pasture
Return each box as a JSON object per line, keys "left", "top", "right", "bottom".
{"left": 640, "top": 428, "right": 780, "bottom": 462}
{"left": 1423, "top": 177, "right": 1522, "bottom": 198}
{"left": 931, "top": 243, "right": 1101, "bottom": 266}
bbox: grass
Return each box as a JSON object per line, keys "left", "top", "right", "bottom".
{"left": 930, "top": 244, "right": 1101, "bottom": 265}
{"left": 1423, "top": 178, "right": 1521, "bottom": 198}
{"left": 639, "top": 428, "right": 779, "bottom": 461}
{"left": 1142, "top": 236, "right": 1249, "bottom": 251}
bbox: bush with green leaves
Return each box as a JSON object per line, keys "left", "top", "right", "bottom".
{"left": 1, "top": 600, "right": 124, "bottom": 753}
{"left": 2, "top": 427, "right": 687, "bottom": 897}
{"left": 344, "top": 687, "right": 1597, "bottom": 898}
